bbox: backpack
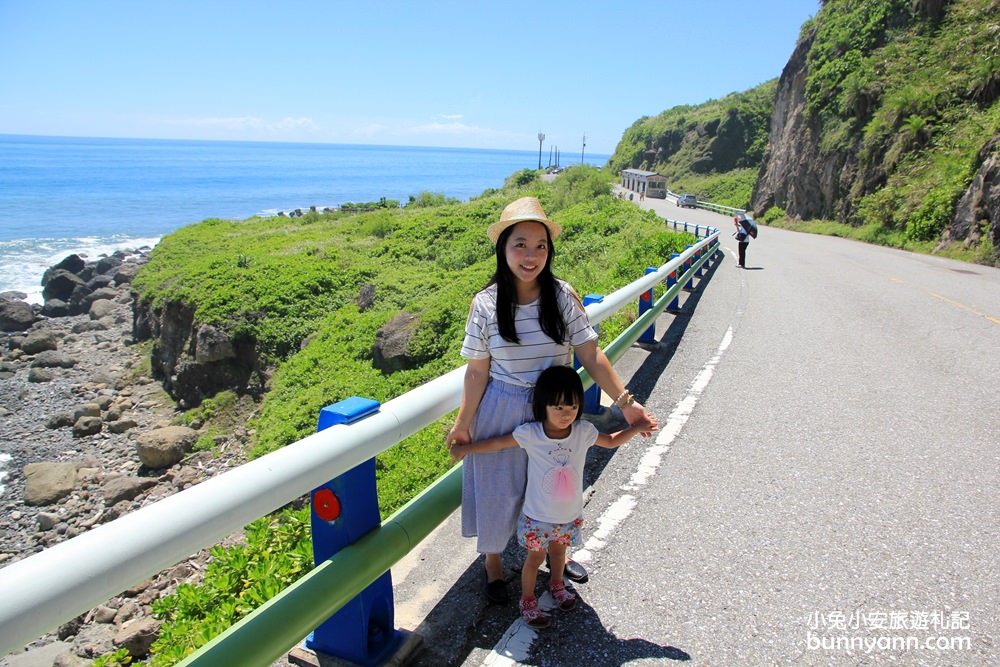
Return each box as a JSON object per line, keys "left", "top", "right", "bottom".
{"left": 737, "top": 215, "right": 758, "bottom": 239}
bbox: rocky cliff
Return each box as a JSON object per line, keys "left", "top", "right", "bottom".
{"left": 131, "top": 298, "right": 264, "bottom": 408}
{"left": 751, "top": 0, "right": 1000, "bottom": 256}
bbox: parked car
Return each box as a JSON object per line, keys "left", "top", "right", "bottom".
{"left": 678, "top": 194, "right": 697, "bottom": 208}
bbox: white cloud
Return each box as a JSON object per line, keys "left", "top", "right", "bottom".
{"left": 437, "top": 114, "right": 464, "bottom": 120}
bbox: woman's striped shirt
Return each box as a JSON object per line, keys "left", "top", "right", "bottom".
{"left": 460, "top": 280, "right": 598, "bottom": 387}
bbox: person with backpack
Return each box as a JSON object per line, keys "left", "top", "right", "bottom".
{"left": 734, "top": 215, "right": 753, "bottom": 268}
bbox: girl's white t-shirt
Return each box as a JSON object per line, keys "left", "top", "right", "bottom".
{"left": 460, "top": 279, "right": 598, "bottom": 387}
{"left": 512, "top": 420, "right": 599, "bottom": 524}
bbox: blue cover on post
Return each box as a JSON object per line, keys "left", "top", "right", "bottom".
{"left": 319, "top": 396, "right": 380, "bottom": 426}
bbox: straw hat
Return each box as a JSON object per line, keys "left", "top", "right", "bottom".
{"left": 486, "top": 196, "right": 562, "bottom": 244}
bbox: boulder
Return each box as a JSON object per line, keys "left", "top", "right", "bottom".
{"left": 72, "top": 320, "right": 108, "bottom": 333}
{"left": 89, "top": 299, "right": 117, "bottom": 321}
{"left": 194, "top": 323, "right": 235, "bottom": 363}
{"left": 20, "top": 329, "right": 60, "bottom": 354}
{"left": 46, "top": 254, "right": 86, "bottom": 277}
{"left": 46, "top": 412, "right": 76, "bottom": 429}
{"left": 371, "top": 311, "right": 420, "bottom": 373}
{"left": 74, "top": 403, "right": 101, "bottom": 420}
{"left": 23, "top": 462, "right": 82, "bottom": 506}
{"left": 84, "top": 287, "right": 119, "bottom": 307}
{"left": 42, "top": 299, "right": 71, "bottom": 317}
{"left": 108, "top": 419, "right": 138, "bottom": 434}
{"left": 41, "top": 269, "right": 86, "bottom": 303}
{"left": 94, "top": 255, "right": 123, "bottom": 276}
{"left": 0, "top": 290, "right": 28, "bottom": 302}
{"left": 102, "top": 476, "right": 158, "bottom": 506}
{"left": 113, "top": 617, "right": 161, "bottom": 658}
{"left": 27, "top": 368, "right": 56, "bottom": 383}
{"left": 113, "top": 262, "right": 142, "bottom": 284}
{"left": 86, "top": 274, "right": 115, "bottom": 290}
{"left": 30, "top": 350, "right": 77, "bottom": 368}
{"left": 355, "top": 283, "right": 376, "bottom": 312}
{"left": 135, "top": 426, "right": 198, "bottom": 469}
{"left": 0, "top": 299, "right": 35, "bottom": 332}
{"left": 72, "top": 416, "right": 103, "bottom": 437}
{"left": 70, "top": 623, "right": 117, "bottom": 659}
{"left": 54, "top": 650, "right": 90, "bottom": 667}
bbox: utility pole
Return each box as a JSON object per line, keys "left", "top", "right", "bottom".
{"left": 537, "top": 131, "right": 545, "bottom": 170}
{"left": 581, "top": 133, "right": 586, "bottom": 164}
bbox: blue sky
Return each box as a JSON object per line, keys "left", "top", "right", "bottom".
{"left": 0, "top": 1, "right": 818, "bottom": 155}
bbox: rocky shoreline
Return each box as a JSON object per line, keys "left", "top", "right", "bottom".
{"left": 1, "top": 251, "right": 255, "bottom": 666}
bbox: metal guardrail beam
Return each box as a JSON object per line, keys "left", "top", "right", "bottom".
{"left": 0, "top": 232, "right": 719, "bottom": 658}
{"left": 177, "top": 465, "right": 463, "bottom": 667}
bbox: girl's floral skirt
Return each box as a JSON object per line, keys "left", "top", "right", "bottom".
{"left": 517, "top": 514, "right": 584, "bottom": 551}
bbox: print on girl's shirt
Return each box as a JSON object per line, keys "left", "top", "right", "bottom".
{"left": 542, "top": 443, "right": 577, "bottom": 502}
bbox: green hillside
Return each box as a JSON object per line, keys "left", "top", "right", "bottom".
{"left": 132, "top": 166, "right": 695, "bottom": 515}
{"left": 610, "top": 0, "right": 1000, "bottom": 265}
{"left": 607, "top": 81, "right": 777, "bottom": 210}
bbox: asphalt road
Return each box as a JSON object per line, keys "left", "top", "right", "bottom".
{"left": 349, "top": 195, "right": 1000, "bottom": 666}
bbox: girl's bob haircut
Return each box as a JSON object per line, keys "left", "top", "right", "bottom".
{"left": 532, "top": 364, "right": 585, "bottom": 423}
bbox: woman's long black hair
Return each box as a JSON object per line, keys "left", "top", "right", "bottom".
{"left": 488, "top": 224, "right": 567, "bottom": 345}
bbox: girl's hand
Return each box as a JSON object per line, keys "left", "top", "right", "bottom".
{"left": 446, "top": 426, "right": 471, "bottom": 463}
{"left": 633, "top": 413, "right": 658, "bottom": 434}
{"left": 622, "top": 402, "right": 655, "bottom": 437}
{"left": 448, "top": 441, "right": 469, "bottom": 463}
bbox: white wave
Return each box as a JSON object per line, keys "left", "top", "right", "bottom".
{"left": 0, "top": 235, "right": 161, "bottom": 304}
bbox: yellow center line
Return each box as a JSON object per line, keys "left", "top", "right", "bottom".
{"left": 927, "top": 292, "right": 1000, "bottom": 324}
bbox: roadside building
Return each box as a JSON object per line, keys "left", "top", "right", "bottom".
{"left": 621, "top": 169, "right": 667, "bottom": 199}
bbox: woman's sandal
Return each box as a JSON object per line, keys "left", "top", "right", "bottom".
{"left": 519, "top": 596, "right": 550, "bottom": 628}
{"left": 549, "top": 581, "right": 577, "bottom": 611}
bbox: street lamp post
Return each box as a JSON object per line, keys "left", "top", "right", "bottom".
{"left": 581, "top": 133, "right": 586, "bottom": 164}
{"left": 538, "top": 131, "right": 545, "bottom": 170}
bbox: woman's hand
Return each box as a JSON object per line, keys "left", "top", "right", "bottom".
{"left": 622, "top": 401, "right": 654, "bottom": 437}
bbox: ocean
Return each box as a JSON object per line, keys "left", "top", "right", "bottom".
{"left": 0, "top": 134, "right": 609, "bottom": 303}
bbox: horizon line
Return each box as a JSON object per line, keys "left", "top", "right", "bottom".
{"left": 0, "top": 132, "right": 614, "bottom": 158}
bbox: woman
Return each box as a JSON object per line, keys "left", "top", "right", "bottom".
{"left": 446, "top": 196, "right": 650, "bottom": 604}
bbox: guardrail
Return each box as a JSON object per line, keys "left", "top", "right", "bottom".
{"left": 665, "top": 189, "right": 747, "bottom": 218}
{"left": 0, "top": 226, "right": 721, "bottom": 665}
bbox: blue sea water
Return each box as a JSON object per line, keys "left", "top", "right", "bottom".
{"left": 0, "top": 134, "right": 609, "bottom": 303}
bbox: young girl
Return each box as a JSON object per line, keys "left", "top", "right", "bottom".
{"left": 449, "top": 364, "right": 657, "bottom": 627}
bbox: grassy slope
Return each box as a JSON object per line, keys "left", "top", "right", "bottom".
{"left": 137, "top": 169, "right": 697, "bottom": 665}
{"left": 132, "top": 168, "right": 696, "bottom": 516}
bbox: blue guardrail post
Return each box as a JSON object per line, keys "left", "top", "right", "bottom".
{"left": 305, "top": 396, "right": 400, "bottom": 666}
{"left": 577, "top": 294, "right": 604, "bottom": 414}
{"left": 684, "top": 245, "right": 695, "bottom": 290}
{"left": 667, "top": 253, "right": 681, "bottom": 313}
{"left": 637, "top": 267, "right": 658, "bottom": 345}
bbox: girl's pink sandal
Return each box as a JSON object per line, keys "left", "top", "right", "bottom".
{"left": 549, "top": 581, "right": 576, "bottom": 611}
{"left": 519, "top": 596, "right": 551, "bottom": 628}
